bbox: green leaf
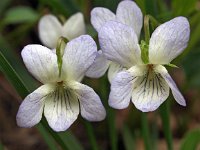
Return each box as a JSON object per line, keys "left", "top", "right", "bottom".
{"left": 166, "top": 64, "right": 179, "bottom": 68}
{"left": 180, "top": 129, "right": 200, "bottom": 150}
{"left": 122, "top": 125, "right": 135, "bottom": 150}
{"left": 3, "top": 6, "right": 39, "bottom": 24}
{"left": 0, "top": 0, "right": 12, "bottom": 16}
{"left": 159, "top": 100, "right": 173, "bottom": 150}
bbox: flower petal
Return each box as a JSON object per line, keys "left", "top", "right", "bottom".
{"left": 91, "top": 7, "right": 115, "bottom": 32}
{"left": 62, "top": 35, "right": 97, "bottom": 81}
{"left": 109, "top": 70, "right": 133, "bottom": 109}
{"left": 108, "top": 62, "right": 126, "bottom": 82}
{"left": 16, "top": 84, "right": 54, "bottom": 128}
{"left": 63, "top": 12, "right": 86, "bottom": 40}
{"left": 21, "top": 44, "right": 59, "bottom": 84}
{"left": 44, "top": 87, "right": 79, "bottom": 132}
{"left": 99, "top": 21, "right": 142, "bottom": 68}
{"left": 86, "top": 50, "right": 110, "bottom": 78}
{"left": 70, "top": 82, "right": 106, "bottom": 121}
{"left": 130, "top": 65, "right": 170, "bottom": 112}
{"left": 155, "top": 65, "right": 186, "bottom": 106}
{"left": 38, "top": 14, "right": 62, "bottom": 48}
{"left": 116, "top": 0, "right": 143, "bottom": 38}
{"left": 149, "top": 17, "right": 190, "bottom": 64}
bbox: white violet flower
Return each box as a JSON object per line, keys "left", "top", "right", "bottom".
{"left": 86, "top": 0, "right": 142, "bottom": 82}
{"left": 16, "top": 35, "right": 106, "bottom": 131}
{"left": 92, "top": 1, "right": 190, "bottom": 112}
{"left": 39, "top": 12, "right": 86, "bottom": 48}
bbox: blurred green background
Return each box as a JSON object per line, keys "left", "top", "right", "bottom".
{"left": 0, "top": 0, "right": 200, "bottom": 150}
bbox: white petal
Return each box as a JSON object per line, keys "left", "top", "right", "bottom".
{"left": 130, "top": 65, "right": 170, "bottom": 112}
{"left": 108, "top": 62, "right": 126, "bottom": 83}
{"left": 149, "top": 17, "right": 190, "bottom": 64}
{"left": 70, "top": 81, "right": 106, "bottom": 121}
{"left": 91, "top": 7, "right": 115, "bottom": 32}
{"left": 99, "top": 21, "right": 142, "bottom": 68}
{"left": 86, "top": 50, "right": 110, "bottom": 78}
{"left": 63, "top": 12, "right": 86, "bottom": 40}
{"left": 44, "top": 87, "right": 79, "bottom": 132}
{"left": 62, "top": 35, "right": 97, "bottom": 81}
{"left": 38, "top": 14, "right": 62, "bottom": 48}
{"left": 109, "top": 70, "right": 133, "bottom": 109}
{"left": 155, "top": 65, "right": 186, "bottom": 106}
{"left": 116, "top": 0, "right": 143, "bottom": 38}
{"left": 21, "top": 44, "right": 59, "bottom": 84}
{"left": 16, "top": 84, "right": 55, "bottom": 128}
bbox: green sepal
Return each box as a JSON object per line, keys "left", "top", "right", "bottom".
{"left": 166, "top": 63, "right": 179, "bottom": 68}
{"left": 140, "top": 40, "right": 149, "bottom": 64}
{"left": 56, "top": 36, "right": 68, "bottom": 77}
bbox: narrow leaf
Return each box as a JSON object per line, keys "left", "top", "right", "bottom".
{"left": 122, "top": 125, "right": 135, "bottom": 150}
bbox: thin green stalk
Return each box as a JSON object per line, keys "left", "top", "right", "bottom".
{"left": 160, "top": 101, "right": 173, "bottom": 150}
{"left": 83, "top": 120, "right": 99, "bottom": 150}
{"left": 144, "top": 15, "right": 150, "bottom": 44}
{"left": 100, "top": 77, "right": 117, "bottom": 150}
{"left": 141, "top": 113, "right": 152, "bottom": 150}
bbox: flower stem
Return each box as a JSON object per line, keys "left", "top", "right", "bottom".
{"left": 141, "top": 113, "right": 152, "bottom": 150}
{"left": 144, "top": 15, "right": 150, "bottom": 44}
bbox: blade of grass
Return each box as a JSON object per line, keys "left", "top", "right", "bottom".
{"left": 0, "top": 142, "right": 4, "bottom": 150}
{"left": 141, "top": 113, "right": 152, "bottom": 150}
{"left": 83, "top": 120, "right": 99, "bottom": 150}
{"left": 180, "top": 128, "right": 200, "bottom": 150}
{"left": 159, "top": 100, "right": 173, "bottom": 150}
{"left": 100, "top": 76, "right": 118, "bottom": 150}
{"left": 0, "top": 50, "right": 83, "bottom": 150}
{"left": 122, "top": 125, "right": 135, "bottom": 150}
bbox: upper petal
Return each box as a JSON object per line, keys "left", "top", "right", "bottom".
{"left": 108, "top": 62, "right": 126, "bottom": 83}
{"left": 63, "top": 12, "right": 86, "bottom": 40}
{"left": 116, "top": 0, "right": 143, "bottom": 38}
{"left": 155, "top": 65, "right": 186, "bottom": 106}
{"left": 62, "top": 35, "right": 97, "bottom": 81}
{"left": 149, "top": 17, "right": 190, "bottom": 64}
{"left": 70, "top": 81, "right": 106, "bottom": 121}
{"left": 38, "top": 14, "right": 62, "bottom": 48}
{"left": 21, "top": 44, "right": 59, "bottom": 84}
{"left": 99, "top": 21, "right": 142, "bottom": 68}
{"left": 44, "top": 86, "right": 79, "bottom": 132}
{"left": 109, "top": 70, "right": 133, "bottom": 109}
{"left": 86, "top": 50, "right": 110, "bottom": 78}
{"left": 16, "top": 84, "right": 55, "bottom": 128}
{"left": 91, "top": 7, "right": 115, "bottom": 32}
{"left": 130, "top": 65, "right": 170, "bottom": 112}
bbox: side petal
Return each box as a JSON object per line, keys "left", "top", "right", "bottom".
{"left": 108, "top": 62, "right": 126, "bottom": 83}
{"left": 109, "top": 70, "right": 133, "bottom": 109}
{"left": 86, "top": 50, "right": 110, "bottom": 78}
{"left": 70, "top": 81, "right": 106, "bottom": 121}
{"left": 149, "top": 17, "right": 190, "bottom": 64}
{"left": 16, "top": 84, "right": 54, "bottom": 128}
{"left": 155, "top": 65, "right": 186, "bottom": 106}
{"left": 62, "top": 35, "right": 97, "bottom": 81}
{"left": 91, "top": 7, "right": 115, "bottom": 32}
{"left": 38, "top": 14, "right": 62, "bottom": 48}
{"left": 44, "top": 87, "right": 79, "bottom": 132}
{"left": 21, "top": 44, "right": 59, "bottom": 84}
{"left": 116, "top": 0, "right": 143, "bottom": 38}
{"left": 63, "top": 12, "right": 86, "bottom": 40}
{"left": 99, "top": 21, "right": 142, "bottom": 68}
{"left": 130, "top": 65, "right": 170, "bottom": 112}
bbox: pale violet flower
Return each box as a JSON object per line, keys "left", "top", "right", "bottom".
{"left": 16, "top": 35, "right": 106, "bottom": 131}
{"left": 86, "top": 0, "right": 142, "bottom": 82}
{"left": 98, "top": 17, "right": 190, "bottom": 112}
{"left": 39, "top": 12, "right": 86, "bottom": 48}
